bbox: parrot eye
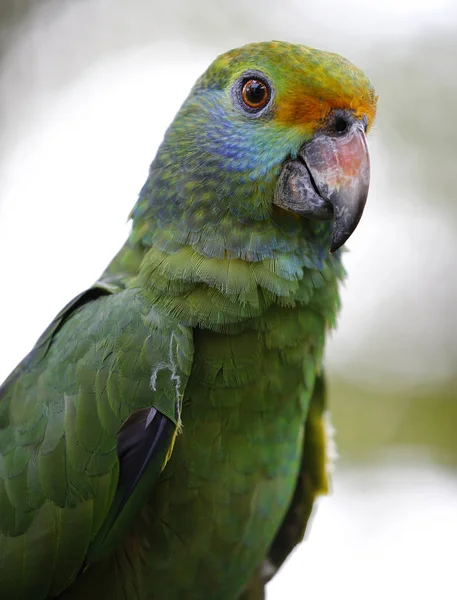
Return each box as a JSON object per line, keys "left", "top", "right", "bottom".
{"left": 241, "top": 79, "right": 270, "bottom": 110}
{"left": 232, "top": 71, "right": 273, "bottom": 117}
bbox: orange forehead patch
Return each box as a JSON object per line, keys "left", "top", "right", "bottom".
{"left": 275, "top": 91, "right": 377, "bottom": 132}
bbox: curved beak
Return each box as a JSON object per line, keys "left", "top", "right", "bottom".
{"left": 274, "top": 123, "right": 370, "bottom": 253}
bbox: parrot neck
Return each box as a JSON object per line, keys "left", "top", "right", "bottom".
{"left": 125, "top": 234, "right": 343, "bottom": 332}
{"left": 101, "top": 183, "right": 343, "bottom": 333}
{"left": 103, "top": 203, "right": 344, "bottom": 334}
{"left": 101, "top": 108, "right": 344, "bottom": 330}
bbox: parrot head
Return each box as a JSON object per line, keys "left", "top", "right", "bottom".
{"left": 134, "top": 41, "right": 377, "bottom": 259}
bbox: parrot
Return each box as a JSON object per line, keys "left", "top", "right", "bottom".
{"left": 0, "top": 41, "right": 377, "bottom": 600}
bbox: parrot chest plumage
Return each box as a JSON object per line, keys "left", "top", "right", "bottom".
{"left": 138, "top": 300, "right": 328, "bottom": 599}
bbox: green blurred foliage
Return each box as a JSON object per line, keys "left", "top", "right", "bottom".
{"left": 330, "top": 376, "right": 457, "bottom": 467}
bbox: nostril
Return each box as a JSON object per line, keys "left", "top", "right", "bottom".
{"left": 334, "top": 116, "right": 348, "bottom": 134}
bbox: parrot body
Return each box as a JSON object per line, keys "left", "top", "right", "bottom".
{"left": 0, "top": 42, "right": 376, "bottom": 599}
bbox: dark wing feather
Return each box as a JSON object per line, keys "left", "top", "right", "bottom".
{"left": 86, "top": 408, "right": 176, "bottom": 563}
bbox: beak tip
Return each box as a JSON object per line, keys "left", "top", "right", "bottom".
{"left": 329, "top": 240, "right": 343, "bottom": 254}
{"left": 329, "top": 226, "right": 349, "bottom": 254}
{"left": 328, "top": 188, "right": 368, "bottom": 253}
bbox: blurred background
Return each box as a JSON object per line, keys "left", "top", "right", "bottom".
{"left": 0, "top": 0, "right": 456, "bottom": 598}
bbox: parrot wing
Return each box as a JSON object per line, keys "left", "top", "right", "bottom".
{"left": 267, "top": 373, "right": 330, "bottom": 573}
{"left": 241, "top": 374, "right": 331, "bottom": 599}
{"left": 0, "top": 282, "right": 194, "bottom": 600}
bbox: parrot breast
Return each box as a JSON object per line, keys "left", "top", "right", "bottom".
{"left": 133, "top": 251, "right": 341, "bottom": 598}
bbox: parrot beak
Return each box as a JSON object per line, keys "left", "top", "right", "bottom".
{"left": 274, "top": 121, "right": 370, "bottom": 252}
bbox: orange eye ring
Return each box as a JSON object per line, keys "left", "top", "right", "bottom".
{"left": 241, "top": 79, "right": 269, "bottom": 109}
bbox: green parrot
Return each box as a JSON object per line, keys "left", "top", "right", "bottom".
{"left": 0, "top": 41, "right": 377, "bottom": 599}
